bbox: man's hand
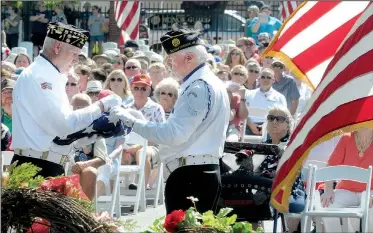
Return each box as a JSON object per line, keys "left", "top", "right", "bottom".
{"left": 110, "top": 106, "right": 137, "bottom": 127}
{"left": 73, "top": 135, "right": 101, "bottom": 148}
{"left": 98, "top": 94, "right": 122, "bottom": 112}
{"left": 370, "top": 195, "right": 373, "bottom": 208}
{"left": 320, "top": 189, "right": 335, "bottom": 208}
{"left": 71, "top": 161, "right": 89, "bottom": 174}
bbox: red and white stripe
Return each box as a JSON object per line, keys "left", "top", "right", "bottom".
{"left": 114, "top": 1, "right": 141, "bottom": 46}
{"left": 279, "top": 1, "right": 298, "bottom": 22}
{"left": 264, "top": 1, "right": 370, "bottom": 89}
{"left": 271, "top": 2, "right": 373, "bottom": 213}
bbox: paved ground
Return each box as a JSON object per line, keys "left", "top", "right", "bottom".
{"left": 121, "top": 204, "right": 282, "bottom": 232}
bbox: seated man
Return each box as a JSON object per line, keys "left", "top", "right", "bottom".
{"left": 121, "top": 74, "right": 166, "bottom": 190}
{"left": 70, "top": 93, "right": 110, "bottom": 200}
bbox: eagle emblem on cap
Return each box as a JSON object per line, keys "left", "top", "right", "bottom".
{"left": 172, "top": 38, "right": 180, "bottom": 47}
{"left": 140, "top": 75, "right": 147, "bottom": 80}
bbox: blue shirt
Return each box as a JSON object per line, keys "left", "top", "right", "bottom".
{"left": 248, "top": 16, "right": 282, "bottom": 44}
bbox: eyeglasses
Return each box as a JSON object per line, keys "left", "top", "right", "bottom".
{"left": 112, "top": 60, "right": 121, "bottom": 65}
{"left": 272, "top": 63, "right": 284, "bottom": 69}
{"left": 233, "top": 72, "right": 245, "bottom": 77}
{"left": 249, "top": 69, "right": 259, "bottom": 74}
{"left": 87, "top": 92, "right": 99, "bottom": 97}
{"left": 160, "top": 91, "right": 173, "bottom": 97}
{"left": 236, "top": 44, "right": 245, "bottom": 48}
{"left": 265, "top": 56, "right": 273, "bottom": 59}
{"left": 2, "top": 90, "right": 12, "bottom": 95}
{"left": 267, "top": 115, "right": 287, "bottom": 123}
{"left": 110, "top": 77, "right": 123, "bottom": 82}
{"left": 133, "top": 86, "right": 147, "bottom": 92}
{"left": 125, "top": 66, "right": 139, "bottom": 70}
{"left": 231, "top": 52, "right": 241, "bottom": 56}
{"left": 66, "top": 82, "right": 78, "bottom": 87}
{"left": 261, "top": 75, "right": 273, "bottom": 80}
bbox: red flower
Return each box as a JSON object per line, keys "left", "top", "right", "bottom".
{"left": 26, "top": 218, "right": 50, "bottom": 233}
{"left": 164, "top": 210, "right": 186, "bottom": 233}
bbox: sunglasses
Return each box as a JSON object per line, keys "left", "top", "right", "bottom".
{"left": 125, "top": 66, "right": 139, "bottom": 70}
{"left": 133, "top": 86, "right": 147, "bottom": 92}
{"left": 112, "top": 60, "right": 121, "bottom": 65}
{"left": 233, "top": 72, "right": 245, "bottom": 77}
{"left": 66, "top": 82, "right": 78, "bottom": 87}
{"left": 231, "top": 52, "right": 241, "bottom": 56}
{"left": 161, "top": 91, "right": 173, "bottom": 97}
{"left": 261, "top": 75, "right": 273, "bottom": 80}
{"left": 272, "top": 63, "right": 284, "bottom": 69}
{"left": 87, "top": 92, "right": 99, "bottom": 97}
{"left": 267, "top": 115, "right": 287, "bottom": 123}
{"left": 265, "top": 56, "right": 273, "bottom": 59}
{"left": 110, "top": 78, "right": 123, "bottom": 82}
{"left": 249, "top": 69, "right": 259, "bottom": 74}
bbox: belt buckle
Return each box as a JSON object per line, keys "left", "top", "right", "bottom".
{"left": 178, "top": 157, "right": 187, "bottom": 167}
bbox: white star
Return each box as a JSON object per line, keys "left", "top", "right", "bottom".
{"left": 82, "top": 124, "right": 95, "bottom": 134}
{"left": 107, "top": 113, "right": 120, "bottom": 124}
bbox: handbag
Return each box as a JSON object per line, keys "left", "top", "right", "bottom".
{"left": 100, "top": 22, "right": 109, "bottom": 33}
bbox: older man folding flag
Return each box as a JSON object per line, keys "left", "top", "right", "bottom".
{"left": 271, "top": 2, "right": 373, "bottom": 213}
{"left": 11, "top": 22, "right": 123, "bottom": 178}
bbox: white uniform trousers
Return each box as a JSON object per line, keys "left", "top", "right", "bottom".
{"left": 322, "top": 189, "right": 373, "bottom": 232}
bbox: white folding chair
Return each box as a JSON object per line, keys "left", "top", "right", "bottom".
{"left": 1, "top": 151, "right": 14, "bottom": 171}
{"left": 273, "top": 164, "right": 314, "bottom": 233}
{"left": 95, "top": 145, "right": 123, "bottom": 217}
{"left": 103, "top": 42, "right": 118, "bottom": 51}
{"left": 115, "top": 132, "right": 147, "bottom": 215}
{"left": 244, "top": 107, "right": 269, "bottom": 143}
{"left": 303, "top": 165, "right": 372, "bottom": 233}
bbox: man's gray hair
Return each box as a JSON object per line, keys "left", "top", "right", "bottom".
{"left": 177, "top": 45, "right": 209, "bottom": 65}
{"left": 154, "top": 77, "right": 180, "bottom": 103}
{"left": 267, "top": 105, "right": 295, "bottom": 134}
{"left": 71, "top": 93, "right": 92, "bottom": 105}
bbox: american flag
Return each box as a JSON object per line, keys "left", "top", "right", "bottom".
{"left": 114, "top": 1, "right": 141, "bottom": 46}
{"left": 278, "top": 1, "right": 299, "bottom": 22}
{"left": 270, "top": 2, "right": 373, "bottom": 213}
{"left": 263, "top": 1, "right": 370, "bottom": 90}
{"left": 53, "top": 112, "right": 132, "bottom": 146}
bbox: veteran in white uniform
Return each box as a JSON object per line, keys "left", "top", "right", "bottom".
{"left": 11, "top": 22, "right": 121, "bottom": 177}
{"left": 110, "top": 30, "right": 230, "bottom": 214}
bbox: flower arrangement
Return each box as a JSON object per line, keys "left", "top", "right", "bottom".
{"left": 1, "top": 162, "right": 137, "bottom": 233}
{"left": 143, "top": 197, "right": 254, "bottom": 233}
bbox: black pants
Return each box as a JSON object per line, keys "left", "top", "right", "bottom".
{"left": 11, "top": 154, "right": 65, "bottom": 178}
{"left": 165, "top": 164, "right": 221, "bottom": 214}
{"left": 6, "top": 33, "right": 18, "bottom": 50}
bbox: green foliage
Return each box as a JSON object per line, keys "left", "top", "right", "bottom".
{"left": 146, "top": 216, "right": 167, "bottom": 233}
{"left": 201, "top": 208, "right": 237, "bottom": 232}
{"left": 7, "top": 162, "right": 45, "bottom": 189}
{"left": 232, "top": 222, "right": 253, "bottom": 233}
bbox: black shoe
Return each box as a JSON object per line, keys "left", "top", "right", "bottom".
{"left": 129, "top": 183, "right": 137, "bottom": 190}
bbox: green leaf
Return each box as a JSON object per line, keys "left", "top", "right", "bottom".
{"left": 216, "top": 207, "right": 233, "bottom": 218}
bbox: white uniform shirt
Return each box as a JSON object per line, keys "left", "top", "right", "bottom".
{"left": 245, "top": 87, "right": 287, "bottom": 123}
{"left": 11, "top": 55, "right": 102, "bottom": 154}
{"left": 133, "top": 64, "right": 230, "bottom": 163}
{"left": 296, "top": 82, "right": 312, "bottom": 115}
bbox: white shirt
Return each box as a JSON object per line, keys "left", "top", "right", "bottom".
{"left": 245, "top": 87, "right": 287, "bottom": 123}
{"left": 127, "top": 98, "right": 165, "bottom": 124}
{"left": 133, "top": 65, "right": 230, "bottom": 163}
{"left": 11, "top": 55, "right": 102, "bottom": 154}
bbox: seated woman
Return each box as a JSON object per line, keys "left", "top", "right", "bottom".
{"left": 321, "top": 127, "right": 373, "bottom": 232}
{"left": 154, "top": 77, "right": 180, "bottom": 119}
{"left": 70, "top": 93, "right": 110, "bottom": 200}
{"left": 257, "top": 105, "right": 305, "bottom": 232}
